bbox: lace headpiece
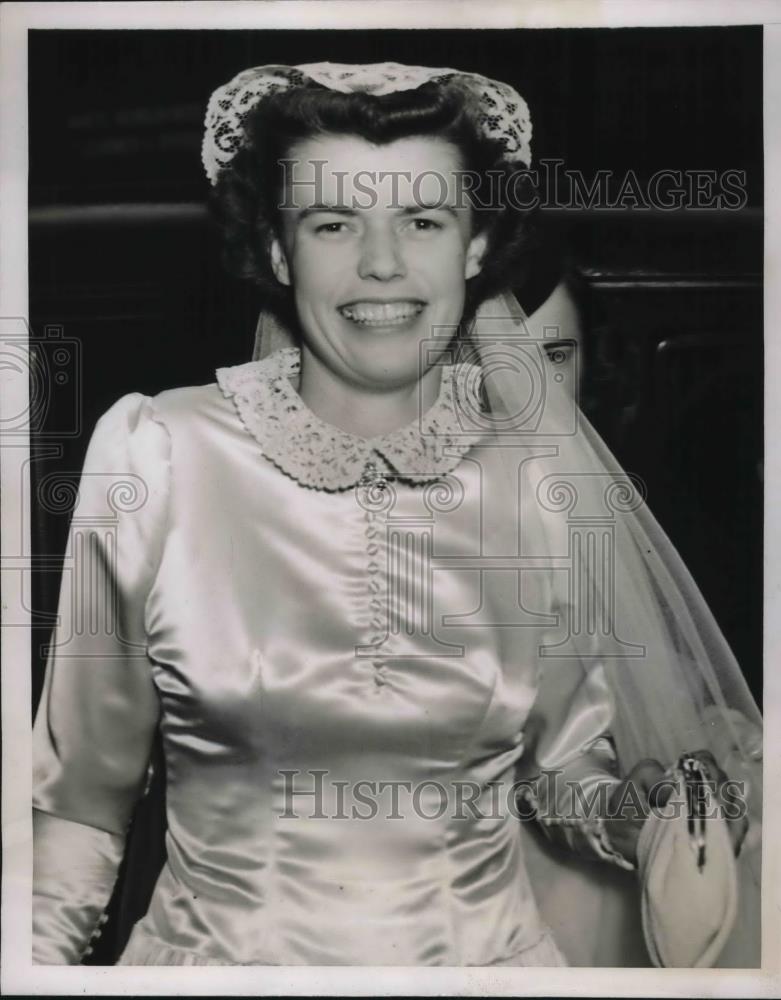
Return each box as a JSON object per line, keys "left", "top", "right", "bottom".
{"left": 201, "top": 60, "right": 532, "bottom": 184}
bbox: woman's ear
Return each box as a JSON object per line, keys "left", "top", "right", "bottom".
{"left": 464, "top": 231, "right": 488, "bottom": 281}
{"left": 270, "top": 238, "right": 291, "bottom": 287}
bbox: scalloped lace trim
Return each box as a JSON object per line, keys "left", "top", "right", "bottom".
{"left": 216, "top": 348, "right": 484, "bottom": 491}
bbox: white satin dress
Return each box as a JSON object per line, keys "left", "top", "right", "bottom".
{"left": 33, "top": 348, "right": 633, "bottom": 966}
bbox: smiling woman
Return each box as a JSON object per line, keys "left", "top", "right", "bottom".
{"left": 212, "top": 75, "right": 535, "bottom": 331}
{"left": 270, "top": 135, "right": 486, "bottom": 430}
{"left": 31, "top": 62, "right": 762, "bottom": 969}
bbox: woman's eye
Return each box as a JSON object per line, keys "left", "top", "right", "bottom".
{"left": 408, "top": 217, "right": 443, "bottom": 233}
{"left": 315, "top": 221, "right": 348, "bottom": 235}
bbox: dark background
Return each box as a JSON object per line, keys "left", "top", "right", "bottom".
{"left": 28, "top": 26, "right": 763, "bottom": 962}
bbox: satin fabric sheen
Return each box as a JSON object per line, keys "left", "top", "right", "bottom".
{"left": 33, "top": 378, "right": 625, "bottom": 966}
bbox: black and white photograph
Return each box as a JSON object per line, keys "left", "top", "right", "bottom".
{"left": 1, "top": 1, "right": 779, "bottom": 994}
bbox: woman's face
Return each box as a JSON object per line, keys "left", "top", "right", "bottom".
{"left": 271, "top": 134, "right": 487, "bottom": 391}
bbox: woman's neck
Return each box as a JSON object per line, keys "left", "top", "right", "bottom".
{"left": 297, "top": 346, "right": 443, "bottom": 439}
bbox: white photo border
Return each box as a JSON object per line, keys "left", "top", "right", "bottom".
{"left": 1, "top": 1, "right": 779, "bottom": 995}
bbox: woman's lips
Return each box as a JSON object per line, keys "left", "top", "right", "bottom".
{"left": 338, "top": 300, "right": 425, "bottom": 327}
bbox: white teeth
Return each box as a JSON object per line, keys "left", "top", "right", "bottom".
{"left": 340, "top": 302, "right": 423, "bottom": 325}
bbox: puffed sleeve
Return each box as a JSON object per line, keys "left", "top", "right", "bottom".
{"left": 32, "top": 393, "right": 170, "bottom": 964}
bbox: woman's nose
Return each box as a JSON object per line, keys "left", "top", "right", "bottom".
{"left": 357, "top": 231, "right": 406, "bottom": 281}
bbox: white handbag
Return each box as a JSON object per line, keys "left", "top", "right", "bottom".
{"left": 637, "top": 754, "right": 739, "bottom": 968}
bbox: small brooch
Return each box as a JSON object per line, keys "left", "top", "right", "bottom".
{"left": 359, "top": 459, "right": 388, "bottom": 491}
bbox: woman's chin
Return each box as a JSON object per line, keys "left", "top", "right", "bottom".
{"left": 343, "top": 349, "right": 429, "bottom": 391}
{"left": 334, "top": 325, "right": 433, "bottom": 388}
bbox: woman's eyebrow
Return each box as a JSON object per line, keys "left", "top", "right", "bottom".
{"left": 293, "top": 203, "right": 460, "bottom": 220}
{"left": 297, "top": 204, "right": 356, "bottom": 219}
{"left": 399, "top": 203, "right": 459, "bottom": 218}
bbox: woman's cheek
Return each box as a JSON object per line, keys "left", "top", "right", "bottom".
{"left": 292, "top": 247, "right": 344, "bottom": 302}
{"left": 411, "top": 238, "right": 466, "bottom": 283}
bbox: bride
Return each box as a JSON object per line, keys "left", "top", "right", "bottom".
{"left": 32, "top": 62, "right": 762, "bottom": 967}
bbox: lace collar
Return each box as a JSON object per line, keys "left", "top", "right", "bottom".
{"left": 216, "top": 347, "right": 485, "bottom": 491}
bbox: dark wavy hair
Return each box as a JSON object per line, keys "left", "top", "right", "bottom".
{"left": 211, "top": 79, "right": 537, "bottom": 331}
